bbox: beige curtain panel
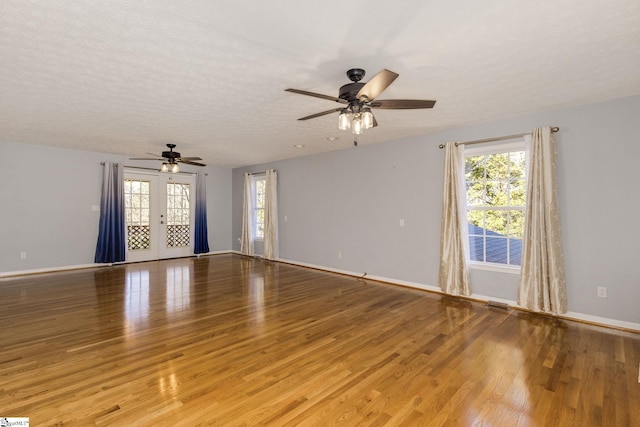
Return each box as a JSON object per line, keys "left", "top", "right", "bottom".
{"left": 263, "top": 169, "right": 279, "bottom": 260}
{"left": 240, "top": 172, "right": 254, "bottom": 256}
{"left": 439, "top": 141, "right": 471, "bottom": 296}
{"left": 518, "top": 127, "right": 567, "bottom": 313}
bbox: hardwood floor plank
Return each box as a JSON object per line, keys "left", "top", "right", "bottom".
{"left": 1, "top": 254, "right": 638, "bottom": 426}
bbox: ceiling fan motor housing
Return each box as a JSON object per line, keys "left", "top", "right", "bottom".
{"left": 161, "top": 151, "right": 181, "bottom": 159}
{"left": 162, "top": 143, "right": 180, "bottom": 159}
{"left": 339, "top": 82, "right": 365, "bottom": 102}
{"left": 339, "top": 68, "right": 367, "bottom": 102}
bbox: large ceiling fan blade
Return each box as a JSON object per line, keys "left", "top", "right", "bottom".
{"left": 179, "top": 160, "right": 206, "bottom": 167}
{"left": 176, "top": 156, "right": 202, "bottom": 161}
{"left": 130, "top": 157, "right": 161, "bottom": 161}
{"left": 145, "top": 152, "right": 162, "bottom": 157}
{"left": 285, "top": 88, "right": 347, "bottom": 104}
{"left": 370, "top": 99, "right": 436, "bottom": 109}
{"left": 298, "top": 108, "right": 343, "bottom": 121}
{"left": 356, "top": 69, "right": 399, "bottom": 102}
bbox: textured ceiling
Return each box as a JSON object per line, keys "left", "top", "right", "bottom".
{"left": 1, "top": 1, "right": 639, "bottom": 168}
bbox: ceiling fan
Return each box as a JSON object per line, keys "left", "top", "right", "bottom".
{"left": 130, "top": 143, "right": 206, "bottom": 173}
{"left": 285, "top": 68, "right": 436, "bottom": 145}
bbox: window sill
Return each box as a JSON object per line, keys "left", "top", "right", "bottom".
{"left": 469, "top": 262, "right": 521, "bottom": 275}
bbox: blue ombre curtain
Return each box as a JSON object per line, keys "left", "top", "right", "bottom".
{"left": 94, "top": 162, "right": 126, "bottom": 263}
{"left": 194, "top": 172, "right": 210, "bottom": 254}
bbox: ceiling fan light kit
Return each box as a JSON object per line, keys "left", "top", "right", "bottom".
{"left": 286, "top": 68, "right": 436, "bottom": 143}
{"left": 338, "top": 106, "right": 374, "bottom": 135}
{"left": 160, "top": 162, "right": 179, "bottom": 173}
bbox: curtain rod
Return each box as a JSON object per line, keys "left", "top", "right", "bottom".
{"left": 438, "top": 126, "right": 559, "bottom": 149}
{"left": 245, "top": 169, "right": 277, "bottom": 175}
{"left": 99, "top": 162, "right": 207, "bottom": 175}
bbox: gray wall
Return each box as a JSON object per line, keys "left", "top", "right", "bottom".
{"left": 204, "top": 163, "right": 233, "bottom": 254}
{"left": 1, "top": 141, "right": 232, "bottom": 273}
{"left": 232, "top": 96, "right": 640, "bottom": 324}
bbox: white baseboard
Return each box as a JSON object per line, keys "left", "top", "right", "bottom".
{"left": 196, "top": 250, "right": 236, "bottom": 256}
{"left": 561, "top": 311, "right": 640, "bottom": 332}
{"left": 0, "top": 250, "right": 238, "bottom": 278}
{"left": 276, "top": 257, "right": 640, "bottom": 332}
{"left": 0, "top": 263, "right": 103, "bottom": 278}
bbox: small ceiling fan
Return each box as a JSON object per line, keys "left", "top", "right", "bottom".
{"left": 285, "top": 68, "right": 436, "bottom": 145}
{"left": 130, "top": 143, "right": 206, "bottom": 173}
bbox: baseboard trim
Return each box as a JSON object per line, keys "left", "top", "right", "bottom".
{"left": 0, "top": 250, "right": 237, "bottom": 278}
{"left": 197, "top": 250, "right": 236, "bottom": 256}
{"left": 560, "top": 311, "right": 640, "bottom": 332}
{"left": 276, "top": 257, "right": 640, "bottom": 333}
{"left": 0, "top": 263, "right": 104, "bottom": 278}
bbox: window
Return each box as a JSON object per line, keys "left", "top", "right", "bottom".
{"left": 464, "top": 142, "right": 526, "bottom": 268}
{"left": 253, "top": 176, "right": 266, "bottom": 239}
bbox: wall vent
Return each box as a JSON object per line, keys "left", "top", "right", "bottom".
{"left": 486, "top": 300, "right": 510, "bottom": 310}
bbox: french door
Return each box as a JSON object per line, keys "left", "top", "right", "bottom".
{"left": 124, "top": 171, "right": 195, "bottom": 262}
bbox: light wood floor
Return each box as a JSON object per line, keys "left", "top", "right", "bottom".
{"left": 1, "top": 254, "right": 638, "bottom": 426}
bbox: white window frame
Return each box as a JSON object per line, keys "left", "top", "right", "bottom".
{"left": 463, "top": 141, "right": 527, "bottom": 273}
{"left": 252, "top": 175, "right": 266, "bottom": 241}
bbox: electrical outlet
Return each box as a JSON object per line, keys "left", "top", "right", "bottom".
{"left": 338, "top": 252, "right": 342, "bottom": 259}
{"left": 20, "top": 252, "right": 27, "bottom": 259}
{"left": 399, "top": 219, "right": 405, "bottom": 227}
{"left": 597, "top": 286, "right": 607, "bottom": 298}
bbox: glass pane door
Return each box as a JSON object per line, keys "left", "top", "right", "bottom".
{"left": 125, "top": 179, "right": 151, "bottom": 251}
{"left": 125, "top": 177, "right": 155, "bottom": 263}
{"left": 124, "top": 171, "right": 195, "bottom": 262}
{"left": 166, "top": 182, "right": 190, "bottom": 248}
{"left": 158, "top": 175, "right": 195, "bottom": 259}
